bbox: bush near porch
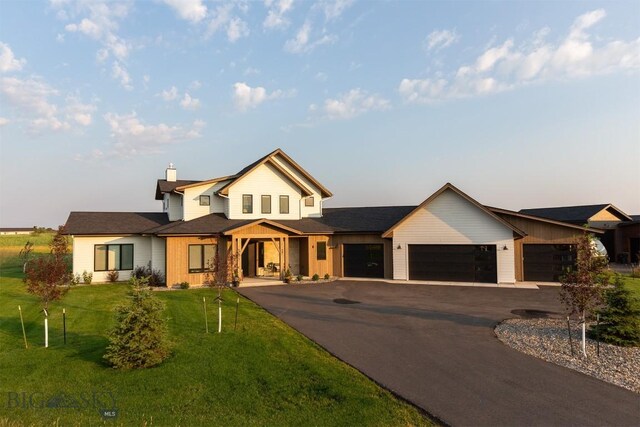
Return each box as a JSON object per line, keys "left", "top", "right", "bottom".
{"left": 0, "top": 236, "right": 431, "bottom": 426}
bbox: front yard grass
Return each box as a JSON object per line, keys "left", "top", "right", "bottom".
{"left": 0, "top": 236, "right": 431, "bottom": 426}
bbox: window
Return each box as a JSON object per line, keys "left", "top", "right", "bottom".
{"left": 242, "top": 194, "right": 253, "bottom": 214}
{"left": 317, "top": 241, "right": 327, "bottom": 261}
{"left": 189, "top": 244, "right": 217, "bottom": 273}
{"left": 94, "top": 244, "right": 134, "bottom": 271}
{"left": 261, "top": 195, "right": 271, "bottom": 214}
{"left": 199, "top": 195, "right": 210, "bottom": 206}
{"left": 305, "top": 196, "right": 314, "bottom": 207}
{"left": 279, "top": 195, "right": 289, "bottom": 214}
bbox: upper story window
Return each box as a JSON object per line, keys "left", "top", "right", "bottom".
{"left": 279, "top": 195, "right": 289, "bottom": 214}
{"left": 199, "top": 195, "right": 210, "bottom": 206}
{"left": 305, "top": 196, "right": 314, "bottom": 207}
{"left": 242, "top": 194, "right": 253, "bottom": 214}
{"left": 188, "top": 244, "right": 217, "bottom": 273}
{"left": 261, "top": 195, "right": 271, "bottom": 214}
{"left": 317, "top": 241, "right": 327, "bottom": 261}
{"left": 95, "top": 244, "right": 134, "bottom": 272}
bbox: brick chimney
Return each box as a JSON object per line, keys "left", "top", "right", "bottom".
{"left": 166, "top": 163, "right": 176, "bottom": 182}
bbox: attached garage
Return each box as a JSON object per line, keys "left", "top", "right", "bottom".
{"left": 523, "top": 244, "right": 575, "bottom": 282}
{"left": 408, "top": 244, "right": 497, "bottom": 283}
{"left": 343, "top": 244, "right": 384, "bottom": 278}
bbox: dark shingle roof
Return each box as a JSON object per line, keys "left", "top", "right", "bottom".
{"left": 317, "top": 206, "right": 417, "bottom": 233}
{"left": 519, "top": 204, "right": 613, "bottom": 224}
{"left": 65, "top": 212, "right": 170, "bottom": 235}
{"left": 155, "top": 179, "right": 202, "bottom": 200}
{"left": 150, "top": 214, "right": 249, "bottom": 235}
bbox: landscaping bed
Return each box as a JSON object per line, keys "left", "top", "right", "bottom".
{"left": 495, "top": 318, "right": 640, "bottom": 393}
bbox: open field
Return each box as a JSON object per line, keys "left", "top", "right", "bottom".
{"left": 0, "top": 235, "right": 430, "bottom": 426}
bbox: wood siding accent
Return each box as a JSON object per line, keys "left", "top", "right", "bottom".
{"left": 496, "top": 214, "right": 584, "bottom": 281}
{"left": 305, "top": 235, "right": 332, "bottom": 277}
{"left": 233, "top": 223, "right": 291, "bottom": 236}
{"left": 590, "top": 208, "right": 625, "bottom": 222}
{"left": 329, "top": 234, "right": 393, "bottom": 279}
{"left": 165, "top": 236, "right": 219, "bottom": 286}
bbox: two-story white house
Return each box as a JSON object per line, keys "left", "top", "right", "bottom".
{"left": 65, "top": 148, "right": 603, "bottom": 286}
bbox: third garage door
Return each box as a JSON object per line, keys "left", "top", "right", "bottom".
{"left": 343, "top": 244, "right": 384, "bottom": 278}
{"left": 408, "top": 245, "right": 497, "bottom": 283}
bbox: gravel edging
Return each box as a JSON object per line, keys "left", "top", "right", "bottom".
{"left": 495, "top": 318, "right": 640, "bottom": 393}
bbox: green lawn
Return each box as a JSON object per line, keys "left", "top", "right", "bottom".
{"left": 621, "top": 275, "right": 640, "bottom": 297}
{"left": 0, "top": 235, "right": 431, "bottom": 426}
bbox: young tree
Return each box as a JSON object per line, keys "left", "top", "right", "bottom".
{"left": 104, "top": 277, "right": 170, "bottom": 369}
{"left": 19, "top": 241, "right": 34, "bottom": 273}
{"left": 560, "top": 231, "right": 609, "bottom": 357}
{"left": 592, "top": 275, "right": 640, "bottom": 347}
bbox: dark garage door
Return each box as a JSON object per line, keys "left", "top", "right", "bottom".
{"left": 523, "top": 244, "right": 575, "bottom": 282}
{"left": 408, "top": 245, "right": 497, "bottom": 283}
{"left": 343, "top": 244, "right": 384, "bottom": 278}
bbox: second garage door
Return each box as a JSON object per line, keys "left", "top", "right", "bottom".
{"left": 408, "top": 245, "right": 497, "bottom": 283}
{"left": 523, "top": 244, "right": 575, "bottom": 282}
{"left": 343, "top": 244, "right": 384, "bottom": 278}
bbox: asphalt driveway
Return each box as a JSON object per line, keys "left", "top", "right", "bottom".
{"left": 239, "top": 281, "right": 639, "bottom": 426}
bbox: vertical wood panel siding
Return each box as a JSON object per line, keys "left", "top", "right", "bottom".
{"left": 392, "top": 190, "right": 515, "bottom": 283}
{"left": 305, "top": 235, "right": 332, "bottom": 277}
{"left": 228, "top": 163, "right": 302, "bottom": 220}
{"left": 72, "top": 236, "right": 152, "bottom": 282}
{"left": 165, "top": 236, "right": 219, "bottom": 286}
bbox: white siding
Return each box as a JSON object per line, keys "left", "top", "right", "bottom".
{"left": 227, "top": 163, "right": 302, "bottom": 219}
{"left": 392, "top": 189, "right": 516, "bottom": 283}
{"left": 166, "top": 193, "right": 183, "bottom": 221}
{"left": 72, "top": 235, "right": 153, "bottom": 282}
{"left": 151, "top": 236, "right": 166, "bottom": 276}
{"left": 271, "top": 154, "right": 323, "bottom": 218}
{"left": 183, "top": 180, "right": 230, "bottom": 221}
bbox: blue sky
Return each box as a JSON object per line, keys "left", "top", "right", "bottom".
{"left": 0, "top": 0, "right": 638, "bottom": 227}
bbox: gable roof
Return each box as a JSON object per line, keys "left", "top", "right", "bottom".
{"left": 519, "top": 204, "right": 632, "bottom": 224}
{"left": 174, "top": 174, "right": 239, "bottom": 191}
{"left": 488, "top": 206, "right": 605, "bottom": 234}
{"left": 217, "top": 148, "right": 332, "bottom": 198}
{"left": 155, "top": 179, "right": 202, "bottom": 200}
{"left": 381, "top": 183, "right": 526, "bottom": 238}
{"left": 65, "top": 212, "right": 170, "bottom": 235}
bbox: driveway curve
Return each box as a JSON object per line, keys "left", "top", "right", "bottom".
{"left": 239, "top": 281, "right": 639, "bottom": 426}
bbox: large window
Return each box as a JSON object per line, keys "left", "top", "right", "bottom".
{"left": 242, "top": 194, "right": 253, "bottom": 214}
{"left": 261, "top": 195, "right": 271, "bottom": 214}
{"left": 317, "top": 241, "right": 327, "bottom": 261}
{"left": 94, "top": 244, "right": 134, "bottom": 271}
{"left": 305, "top": 196, "right": 314, "bottom": 207}
{"left": 279, "top": 195, "right": 289, "bottom": 214}
{"left": 199, "top": 195, "right": 210, "bottom": 206}
{"left": 189, "top": 244, "right": 217, "bottom": 273}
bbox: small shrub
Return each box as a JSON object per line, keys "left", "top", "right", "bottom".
{"left": 107, "top": 270, "right": 119, "bottom": 282}
{"left": 296, "top": 274, "right": 303, "bottom": 282}
{"left": 104, "top": 277, "right": 170, "bottom": 369}
{"left": 82, "top": 270, "right": 93, "bottom": 285}
{"left": 324, "top": 273, "right": 330, "bottom": 280}
{"left": 312, "top": 274, "right": 320, "bottom": 282}
{"left": 71, "top": 274, "right": 82, "bottom": 286}
{"left": 178, "top": 282, "right": 190, "bottom": 289}
{"left": 590, "top": 276, "right": 640, "bottom": 346}
{"left": 132, "top": 263, "right": 165, "bottom": 287}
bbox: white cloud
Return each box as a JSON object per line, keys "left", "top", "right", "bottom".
{"left": 425, "top": 29, "right": 460, "bottom": 51}
{"left": 243, "top": 67, "right": 260, "bottom": 76}
{"left": 180, "top": 93, "right": 200, "bottom": 110}
{"left": 163, "top": 0, "right": 207, "bottom": 23}
{"left": 399, "top": 9, "right": 640, "bottom": 103}
{"left": 0, "top": 42, "right": 26, "bottom": 73}
{"left": 232, "top": 82, "right": 286, "bottom": 111}
{"left": 160, "top": 86, "right": 179, "bottom": 101}
{"left": 263, "top": 0, "right": 294, "bottom": 30}
{"left": 227, "top": 17, "right": 250, "bottom": 42}
{"left": 321, "top": 88, "right": 390, "bottom": 120}
{"left": 189, "top": 80, "right": 202, "bottom": 90}
{"left": 284, "top": 22, "right": 336, "bottom": 53}
{"left": 0, "top": 117, "right": 9, "bottom": 126}
{"left": 111, "top": 61, "right": 132, "bottom": 90}
{"left": 65, "top": 96, "right": 97, "bottom": 126}
{"left": 315, "top": 71, "right": 328, "bottom": 82}
{"left": 102, "top": 112, "right": 204, "bottom": 157}
{"left": 318, "top": 0, "right": 354, "bottom": 21}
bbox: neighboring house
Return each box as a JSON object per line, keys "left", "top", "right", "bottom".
{"left": 65, "top": 148, "right": 604, "bottom": 285}
{"left": 0, "top": 228, "right": 33, "bottom": 235}
{"left": 520, "top": 204, "right": 639, "bottom": 263}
